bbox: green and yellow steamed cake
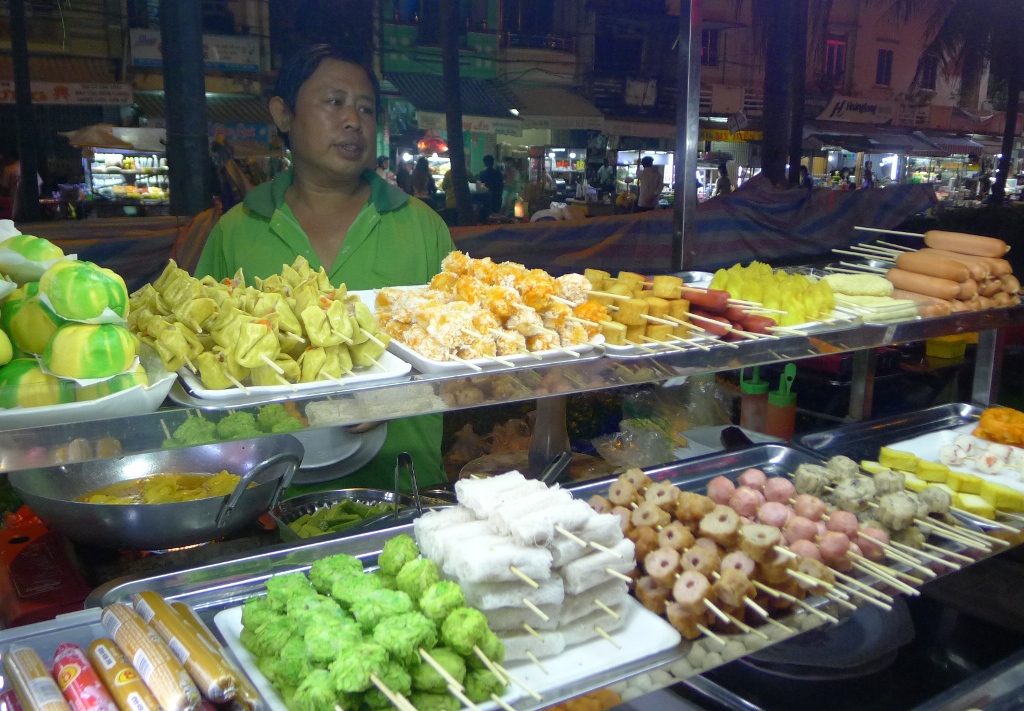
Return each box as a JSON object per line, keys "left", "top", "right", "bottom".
{"left": 0, "top": 358, "right": 74, "bottom": 408}
{"left": 0, "top": 235, "right": 65, "bottom": 284}
{"left": 43, "top": 323, "right": 136, "bottom": 379}
{"left": 39, "top": 260, "right": 129, "bottom": 322}
{"left": 1, "top": 282, "right": 65, "bottom": 355}
{"left": 75, "top": 365, "right": 149, "bottom": 402}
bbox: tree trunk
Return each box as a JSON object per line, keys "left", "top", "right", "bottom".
{"left": 439, "top": 0, "right": 476, "bottom": 226}
{"left": 10, "top": 0, "right": 42, "bottom": 223}
{"left": 761, "top": 0, "right": 796, "bottom": 185}
{"left": 991, "top": 68, "right": 1021, "bottom": 207}
{"left": 788, "top": 0, "right": 809, "bottom": 187}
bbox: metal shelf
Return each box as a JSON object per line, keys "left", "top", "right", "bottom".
{"left": 0, "top": 306, "right": 1019, "bottom": 476}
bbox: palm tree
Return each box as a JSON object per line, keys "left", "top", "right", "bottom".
{"left": 884, "top": 0, "right": 1024, "bottom": 205}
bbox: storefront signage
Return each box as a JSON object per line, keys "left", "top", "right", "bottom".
{"left": 522, "top": 116, "right": 604, "bottom": 131}
{"left": 417, "top": 111, "right": 523, "bottom": 136}
{"left": 130, "top": 29, "right": 261, "bottom": 73}
{"left": 699, "top": 129, "right": 763, "bottom": 143}
{"left": 602, "top": 120, "right": 676, "bottom": 139}
{"left": 0, "top": 81, "right": 132, "bottom": 105}
{"left": 210, "top": 122, "right": 270, "bottom": 149}
{"left": 818, "top": 95, "right": 896, "bottom": 124}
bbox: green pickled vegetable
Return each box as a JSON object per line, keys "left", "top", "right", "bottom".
{"left": 409, "top": 692, "right": 460, "bottom": 711}
{"left": 215, "top": 411, "right": 261, "bottom": 440}
{"left": 361, "top": 660, "right": 412, "bottom": 709}
{"left": 304, "top": 618, "right": 363, "bottom": 664}
{"left": 265, "top": 571, "right": 315, "bottom": 612}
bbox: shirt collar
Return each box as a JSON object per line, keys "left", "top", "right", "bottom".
{"left": 243, "top": 167, "right": 410, "bottom": 219}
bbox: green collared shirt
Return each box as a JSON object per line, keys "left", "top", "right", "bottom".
{"left": 195, "top": 169, "right": 455, "bottom": 491}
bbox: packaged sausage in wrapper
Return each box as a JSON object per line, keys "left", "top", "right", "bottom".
{"left": 169, "top": 601, "right": 265, "bottom": 711}
{"left": 132, "top": 592, "right": 236, "bottom": 703}
{"left": 100, "top": 604, "right": 200, "bottom": 711}
{"left": 1, "top": 689, "right": 26, "bottom": 711}
{"left": 2, "top": 645, "right": 71, "bottom": 711}
{"left": 52, "top": 644, "right": 119, "bottom": 711}
{"left": 85, "top": 640, "right": 161, "bottom": 711}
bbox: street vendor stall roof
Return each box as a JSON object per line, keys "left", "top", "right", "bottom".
{"left": 386, "top": 72, "right": 518, "bottom": 118}
{"left": 916, "top": 131, "right": 985, "bottom": 156}
{"left": 133, "top": 92, "right": 272, "bottom": 124}
{"left": 60, "top": 125, "right": 166, "bottom": 152}
{"left": 504, "top": 85, "right": 604, "bottom": 131}
{"left": 804, "top": 120, "right": 942, "bottom": 156}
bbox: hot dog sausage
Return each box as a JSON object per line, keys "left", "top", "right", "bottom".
{"left": 978, "top": 256, "right": 1012, "bottom": 278}
{"left": 979, "top": 278, "right": 1003, "bottom": 297}
{"left": 52, "top": 644, "right": 119, "bottom": 711}
{"left": 132, "top": 592, "right": 236, "bottom": 703}
{"left": 948, "top": 298, "right": 970, "bottom": 312}
{"left": 723, "top": 322, "right": 746, "bottom": 342}
{"left": 724, "top": 305, "right": 749, "bottom": 322}
{"left": 918, "top": 248, "right": 990, "bottom": 280}
{"left": 99, "top": 605, "right": 201, "bottom": 711}
{"left": 957, "top": 278, "right": 979, "bottom": 300}
{"left": 741, "top": 314, "right": 777, "bottom": 334}
{"left": 86, "top": 640, "right": 161, "bottom": 711}
{"left": 977, "top": 295, "right": 994, "bottom": 310}
{"left": 4, "top": 646, "right": 71, "bottom": 711}
{"left": 691, "top": 310, "right": 730, "bottom": 336}
{"left": 885, "top": 269, "right": 961, "bottom": 300}
{"left": 681, "top": 288, "right": 730, "bottom": 314}
{"left": 963, "top": 296, "right": 983, "bottom": 311}
{"left": 890, "top": 289, "right": 954, "bottom": 317}
{"left": 1001, "top": 274, "right": 1021, "bottom": 295}
{"left": 1, "top": 690, "right": 26, "bottom": 711}
{"left": 992, "top": 291, "right": 1014, "bottom": 307}
{"left": 924, "top": 230, "right": 1009, "bottom": 257}
{"left": 895, "top": 251, "right": 970, "bottom": 283}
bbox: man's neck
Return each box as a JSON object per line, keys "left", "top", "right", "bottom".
{"left": 287, "top": 164, "right": 370, "bottom": 215}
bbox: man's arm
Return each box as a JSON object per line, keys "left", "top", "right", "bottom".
{"left": 194, "top": 222, "right": 228, "bottom": 279}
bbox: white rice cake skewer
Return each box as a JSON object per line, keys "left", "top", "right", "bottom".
{"left": 462, "top": 577, "right": 565, "bottom": 610}
{"left": 558, "top": 580, "right": 629, "bottom": 626}
{"left": 558, "top": 602, "right": 629, "bottom": 647}
{"left": 455, "top": 471, "right": 529, "bottom": 515}
{"left": 499, "top": 631, "right": 567, "bottom": 662}
{"left": 551, "top": 513, "right": 627, "bottom": 567}
{"left": 509, "top": 499, "right": 596, "bottom": 547}
{"left": 414, "top": 506, "right": 478, "bottom": 560}
{"left": 445, "top": 536, "right": 554, "bottom": 584}
{"left": 462, "top": 480, "right": 549, "bottom": 520}
{"left": 561, "top": 538, "right": 635, "bottom": 595}
{"left": 483, "top": 604, "right": 560, "bottom": 632}
{"left": 489, "top": 488, "right": 574, "bottom": 536}
{"left": 432, "top": 520, "right": 494, "bottom": 566}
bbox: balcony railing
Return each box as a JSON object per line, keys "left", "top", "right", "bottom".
{"left": 505, "top": 32, "right": 575, "bottom": 52}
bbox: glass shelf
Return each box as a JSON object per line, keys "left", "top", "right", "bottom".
{"left": 0, "top": 306, "right": 1019, "bottom": 476}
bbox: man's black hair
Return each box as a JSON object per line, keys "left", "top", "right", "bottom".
{"left": 640, "top": 156, "right": 654, "bottom": 167}
{"left": 483, "top": 155, "right": 494, "bottom": 167}
{"left": 377, "top": 156, "right": 388, "bottom": 168}
{"left": 718, "top": 163, "right": 728, "bottom": 173}
{"left": 273, "top": 44, "right": 381, "bottom": 146}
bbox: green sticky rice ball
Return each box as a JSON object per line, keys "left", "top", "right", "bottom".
{"left": 396, "top": 557, "right": 440, "bottom": 602}
{"left": 419, "top": 581, "right": 466, "bottom": 624}
{"left": 304, "top": 618, "right": 363, "bottom": 664}
{"left": 251, "top": 617, "right": 295, "bottom": 657}
{"left": 362, "top": 660, "right": 412, "bottom": 709}
{"left": 412, "top": 648, "right": 466, "bottom": 693}
{"left": 309, "top": 554, "right": 364, "bottom": 595}
{"left": 372, "top": 611, "right": 437, "bottom": 666}
{"left": 265, "top": 571, "right": 315, "bottom": 612}
{"left": 465, "top": 669, "right": 506, "bottom": 703}
{"left": 409, "top": 692, "right": 460, "bottom": 711}
{"left": 285, "top": 593, "right": 346, "bottom": 627}
{"left": 440, "top": 607, "right": 488, "bottom": 656}
{"left": 467, "top": 629, "right": 505, "bottom": 670}
{"left": 351, "top": 590, "right": 414, "bottom": 633}
{"left": 378, "top": 534, "right": 420, "bottom": 577}
{"left": 277, "top": 637, "right": 315, "bottom": 687}
{"left": 241, "top": 596, "right": 277, "bottom": 630}
{"left": 327, "top": 642, "right": 388, "bottom": 694}
{"left": 289, "top": 669, "right": 335, "bottom": 711}
{"left": 330, "top": 570, "right": 384, "bottom": 608}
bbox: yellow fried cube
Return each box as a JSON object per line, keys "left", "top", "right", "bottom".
{"left": 916, "top": 460, "right": 949, "bottom": 483}
{"left": 879, "top": 447, "right": 918, "bottom": 472}
{"left": 645, "top": 324, "right": 673, "bottom": 342}
{"left": 947, "top": 469, "right": 983, "bottom": 494}
{"left": 903, "top": 473, "right": 928, "bottom": 492}
{"left": 601, "top": 321, "right": 627, "bottom": 346}
{"left": 614, "top": 298, "right": 650, "bottom": 326}
{"left": 980, "top": 482, "right": 1024, "bottom": 512}
{"left": 667, "top": 299, "right": 691, "bottom": 321}
{"left": 644, "top": 296, "right": 670, "bottom": 319}
{"left": 625, "top": 324, "right": 646, "bottom": 343}
{"left": 954, "top": 493, "right": 996, "bottom": 519}
{"left": 652, "top": 275, "right": 684, "bottom": 300}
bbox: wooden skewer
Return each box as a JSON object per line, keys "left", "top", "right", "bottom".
{"left": 275, "top": 374, "right": 297, "bottom": 391}
{"left": 472, "top": 646, "right": 508, "bottom": 686}
{"left": 950, "top": 506, "right": 1020, "bottom": 533}
{"left": 750, "top": 580, "right": 839, "bottom": 624}
{"left": 491, "top": 695, "right": 517, "bottom": 711}
{"left": 921, "top": 541, "right": 974, "bottom": 563}
{"left": 594, "top": 599, "right": 621, "bottom": 620}
{"left": 556, "top": 525, "right": 587, "bottom": 546}
{"left": 509, "top": 566, "right": 539, "bottom": 588}
{"left": 259, "top": 353, "right": 285, "bottom": 374}
{"left": 625, "top": 339, "right": 659, "bottom": 353}
{"left": 852, "top": 243, "right": 904, "bottom": 257}
{"left": 787, "top": 568, "right": 835, "bottom": 591}
{"left": 826, "top": 266, "right": 874, "bottom": 275}
{"left": 183, "top": 356, "right": 198, "bottom": 373}
{"left": 685, "top": 310, "right": 777, "bottom": 340}
{"left": 160, "top": 419, "right": 172, "bottom": 440}
{"left": 360, "top": 329, "right": 388, "bottom": 349}
{"left": 913, "top": 517, "right": 996, "bottom": 549}
{"left": 702, "top": 598, "right": 732, "bottom": 626}
{"left": 740, "top": 305, "right": 789, "bottom": 315}
{"left": 448, "top": 684, "right": 482, "bottom": 711}
{"left": 493, "top": 663, "right": 542, "bottom": 702}
{"left": 449, "top": 354, "right": 483, "bottom": 372}
{"left": 658, "top": 313, "right": 709, "bottom": 333}
{"left": 595, "top": 625, "right": 622, "bottom": 649}
{"left": 589, "top": 540, "right": 620, "bottom": 556}
{"left": 670, "top": 334, "right": 712, "bottom": 351}
{"left": 850, "top": 552, "right": 926, "bottom": 584}
{"left": 840, "top": 261, "right": 888, "bottom": 274}
{"left": 225, "top": 373, "right": 251, "bottom": 394}
{"left": 832, "top": 248, "right": 894, "bottom": 262}
{"left": 605, "top": 567, "right": 634, "bottom": 583}
{"left": 873, "top": 547, "right": 938, "bottom": 578}
{"left": 522, "top": 623, "right": 544, "bottom": 640}
{"left": 851, "top": 562, "right": 919, "bottom": 596}
{"left": 835, "top": 582, "right": 892, "bottom": 611}
{"left": 830, "top": 569, "right": 896, "bottom": 603}
{"left": 854, "top": 226, "right": 922, "bottom": 238}
{"left": 876, "top": 239, "right": 915, "bottom": 252}
{"left": 641, "top": 335, "right": 688, "bottom": 352}
{"left": 551, "top": 295, "right": 575, "bottom": 307}
{"left": 889, "top": 540, "right": 961, "bottom": 570}
{"left": 419, "top": 648, "right": 464, "bottom": 691}
{"left": 368, "top": 674, "right": 415, "bottom": 711}
{"left": 921, "top": 514, "right": 1005, "bottom": 545}
{"left": 588, "top": 290, "right": 630, "bottom": 301}
{"left": 745, "top": 600, "right": 796, "bottom": 635}
{"left": 695, "top": 624, "right": 726, "bottom": 646}
{"left": 524, "top": 652, "right": 548, "bottom": 674}
{"left": 522, "top": 598, "right": 550, "bottom": 622}
{"left": 825, "top": 592, "right": 859, "bottom": 612}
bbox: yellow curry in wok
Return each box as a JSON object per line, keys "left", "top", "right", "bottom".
{"left": 77, "top": 471, "right": 242, "bottom": 504}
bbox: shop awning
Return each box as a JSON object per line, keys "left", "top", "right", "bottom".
{"left": 0, "top": 54, "right": 118, "bottom": 83}
{"left": 133, "top": 92, "right": 272, "bottom": 124}
{"left": 915, "top": 131, "right": 985, "bottom": 156}
{"left": 505, "top": 85, "right": 604, "bottom": 131}
{"left": 602, "top": 118, "right": 676, "bottom": 139}
{"left": 0, "top": 54, "right": 131, "bottom": 105}
{"left": 386, "top": 72, "right": 521, "bottom": 135}
{"left": 805, "top": 121, "right": 940, "bottom": 156}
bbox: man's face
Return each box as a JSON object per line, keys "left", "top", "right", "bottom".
{"left": 272, "top": 59, "right": 377, "bottom": 183}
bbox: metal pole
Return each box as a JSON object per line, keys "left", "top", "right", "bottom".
{"left": 9, "top": 0, "right": 42, "bottom": 223}
{"left": 160, "top": 0, "right": 211, "bottom": 216}
{"left": 848, "top": 349, "right": 877, "bottom": 421}
{"left": 672, "top": 0, "right": 702, "bottom": 270}
{"left": 788, "top": 0, "right": 809, "bottom": 186}
{"left": 971, "top": 329, "right": 1005, "bottom": 407}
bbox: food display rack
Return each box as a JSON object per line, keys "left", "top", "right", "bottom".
{"left": 0, "top": 304, "right": 1019, "bottom": 711}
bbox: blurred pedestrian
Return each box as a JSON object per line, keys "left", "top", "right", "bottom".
{"left": 799, "top": 165, "right": 814, "bottom": 189}
{"left": 395, "top": 160, "right": 412, "bottom": 194}
{"left": 376, "top": 156, "right": 397, "bottom": 186}
{"left": 635, "top": 156, "right": 662, "bottom": 211}
{"left": 411, "top": 157, "right": 436, "bottom": 200}
{"left": 714, "top": 163, "right": 732, "bottom": 197}
{"left": 478, "top": 155, "right": 503, "bottom": 215}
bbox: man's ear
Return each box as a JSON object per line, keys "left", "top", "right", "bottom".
{"left": 269, "top": 97, "right": 292, "bottom": 135}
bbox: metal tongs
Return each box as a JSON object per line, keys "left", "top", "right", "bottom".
{"left": 538, "top": 450, "right": 573, "bottom": 485}
{"left": 394, "top": 452, "right": 423, "bottom": 520}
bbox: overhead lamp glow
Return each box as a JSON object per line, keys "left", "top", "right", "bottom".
{"left": 402, "top": 152, "right": 413, "bottom": 162}
{"left": 569, "top": 152, "right": 577, "bottom": 158}
{"left": 509, "top": 108, "right": 520, "bottom": 116}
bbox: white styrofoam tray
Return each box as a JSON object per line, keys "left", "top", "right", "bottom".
{"left": 214, "top": 596, "right": 680, "bottom": 711}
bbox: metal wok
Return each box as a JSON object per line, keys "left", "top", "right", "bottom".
{"left": 9, "top": 434, "right": 304, "bottom": 550}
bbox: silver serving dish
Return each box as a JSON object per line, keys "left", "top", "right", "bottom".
{"left": 272, "top": 488, "right": 454, "bottom": 542}
{"left": 672, "top": 270, "right": 715, "bottom": 284}
{"left": 9, "top": 435, "right": 303, "bottom": 550}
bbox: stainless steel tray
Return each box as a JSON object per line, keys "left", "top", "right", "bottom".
{"left": 271, "top": 488, "right": 454, "bottom": 542}
{"left": 794, "top": 403, "right": 984, "bottom": 462}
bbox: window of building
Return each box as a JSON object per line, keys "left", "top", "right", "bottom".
{"left": 393, "top": 0, "right": 418, "bottom": 23}
{"left": 825, "top": 36, "right": 846, "bottom": 81}
{"left": 462, "top": 0, "right": 488, "bottom": 31}
{"left": 920, "top": 55, "right": 939, "bottom": 90}
{"left": 701, "top": 29, "right": 719, "bottom": 67}
{"left": 503, "top": 0, "right": 555, "bottom": 38}
{"left": 876, "top": 48, "right": 894, "bottom": 86}
{"left": 416, "top": 0, "right": 441, "bottom": 44}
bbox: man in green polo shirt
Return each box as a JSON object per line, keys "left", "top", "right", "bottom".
{"left": 196, "top": 44, "right": 454, "bottom": 489}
